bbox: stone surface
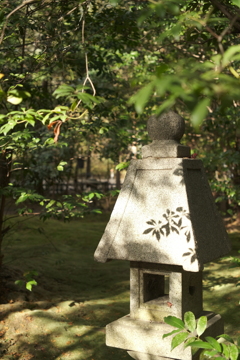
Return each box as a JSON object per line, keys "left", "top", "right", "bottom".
{"left": 127, "top": 350, "right": 182, "bottom": 360}
{"left": 130, "top": 262, "right": 202, "bottom": 322}
{"left": 106, "top": 312, "right": 223, "bottom": 360}
{"left": 147, "top": 112, "right": 185, "bottom": 141}
{"left": 127, "top": 350, "right": 200, "bottom": 360}
{"left": 142, "top": 112, "right": 190, "bottom": 158}
{"left": 94, "top": 111, "right": 230, "bottom": 360}
{"left": 142, "top": 140, "right": 190, "bottom": 159}
{"left": 94, "top": 158, "right": 230, "bottom": 271}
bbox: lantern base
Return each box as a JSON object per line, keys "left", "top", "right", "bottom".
{"left": 127, "top": 350, "right": 200, "bottom": 360}
{"left": 106, "top": 312, "right": 223, "bottom": 360}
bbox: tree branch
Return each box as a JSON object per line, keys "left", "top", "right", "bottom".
{"left": 209, "top": 0, "right": 240, "bottom": 32}
{"left": 0, "top": 0, "right": 39, "bottom": 46}
{"left": 219, "top": 14, "right": 239, "bottom": 42}
{"left": 76, "top": 15, "right": 96, "bottom": 110}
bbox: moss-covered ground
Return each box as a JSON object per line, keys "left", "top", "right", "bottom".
{"left": 0, "top": 214, "right": 239, "bottom": 360}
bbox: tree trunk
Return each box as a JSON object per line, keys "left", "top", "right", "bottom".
{"left": 116, "top": 170, "right": 121, "bottom": 190}
{"left": 86, "top": 149, "right": 91, "bottom": 179}
{"left": 233, "top": 133, "right": 240, "bottom": 222}
{"left": 0, "top": 151, "right": 11, "bottom": 277}
{"left": 74, "top": 159, "right": 79, "bottom": 192}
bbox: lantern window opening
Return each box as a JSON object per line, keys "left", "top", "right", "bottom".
{"left": 141, "top": 270, "right": 171, "bottom": 307}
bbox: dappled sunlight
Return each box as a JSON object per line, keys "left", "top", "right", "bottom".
{"left": 0, "top": 216, "right": 239, "bottom": 359}
{"left": 0, "top": 292, "right": 130, "bottom": 359}
{"left": 203, "top": 242, "right": 240, "bottom": 336}
{"left": 0, "top": 216, "right": 131, "bottom": 359}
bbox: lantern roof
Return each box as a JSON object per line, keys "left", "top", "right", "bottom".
{"left": 94, "top": 112, "right": 231, "bottom": 272}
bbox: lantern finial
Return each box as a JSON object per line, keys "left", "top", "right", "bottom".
{"left": 147, "top": 111, "right": 185, "bottom": 141}
{"left": 142, "top": 111, "right": 190, "bottom": 158}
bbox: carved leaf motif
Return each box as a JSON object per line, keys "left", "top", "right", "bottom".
{"left": 152, "top": 229, "right": 161, "bottom": 241}
{"left": 143, "top": 207, "right": 191, "bottom": 242}
{"left": 143, "top": 228, "right": 154, "bottom": 234}
{"left": 147, "top": 219, "right": 156, "bottom": 225}
{"left": 171, "top": 226, "right": 179, "bottom": 234}
{"left": 186, "top": 231, "right": 191, "bottom": 242}
{"left": 178, "top": 218, "right": 182, "bottom": 227}
{"left": 182, "top": 248, "right": 196, "bottom": 263}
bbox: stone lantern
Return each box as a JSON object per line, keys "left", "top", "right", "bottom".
{"left": 94, "top": 111, "right": 231, "bottom": 360}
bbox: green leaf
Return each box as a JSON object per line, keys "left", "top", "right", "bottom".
{"left": 26, "top": 118, "right": 35, "bottom": 127}
{"left": 186, "top": 340, "right": 213, "bottom": 349}
{"left": 229, "top": 343, "right": 239, "bottom": 360}
{"left": 53, "top": 84, "right": 75, "bottom": 98}
{"left": 171, "top": 332, "right": 189, "bottom": 351}
{"left": 203, "top": 350, "right": 219, "bottom": 357}
{"left": 191, "top": 98, "right": 210, "bottom": 129}
{"left": 164, "top": 316, "right": 185, "bottom": 329}
{"left": 15, "top": 280, "right": 25, "bottom": 288}
{"left": 0, "top": 89, "right": 6, "bottom": 101}
{"left": 222, "top": 45, "right": 240, "bottom": 67}
{"left": 218, "top": 334, "right": 235, "bottom": 344}
{"left": 129, "top": 82, "right": 154, "bottom": 114}
{"left": 0, "top": 120, "right": 17, "bottom": 135}
{"left": 196, "top": 316, "right": 207, "bottom": 336}
{"left": 7, "top": 95, "right": 23, "bottom": 105}
{"left": 94, "top": 192, "right": 103, "bottom": 199}
{"left": 232, "top": 0, "right": 240, "bottom": 6}
{"left": 171, "top": 22, "right": 182, "bottom": 40}
{"left": 155, "top": 96, "right": 177, "bottom": 115}
{"left": 42, "top": 112, "right": 52, "bottom": 124}
{"left": 99, "top": 127, "right": 108, "bottom": 134}
{"left": 184, "top": 312, "right": 196, "bottom": 333}
{"left": 184, "top": 337, "right": 197, "bottom": 349}
{"left": 26, "top": 280, "right": 37, "bottom": 291}
{"left": 76, "top": 92, "right": 102, "bottom": 106}
{"left": 46, "top": 200, "right": 56, "bottom": 208}
{"left": 162, "top": 329, "right": 181, "bottom": 339}
{"left": 15, "top": 192, "right": 29, "bottom": 204}
{"left": 115, "top": 162, "right": 129, "bottom": 171}
{"left": 205, "top": 336, "right": 222, "bottom": 353}
{"left": 156, "top": 63, "right": 169, "bottom": 76}
{"left": 222, "top": 343, "right": 230, "bottom": 358}
{"left": 57, "top": 161, "right": 67, "bottom": 171}
{"left": 88, "top": 193, "right": 95, "bottom": 200}
{"left": 71, "top": 100, "right": 78, "bottom": 111}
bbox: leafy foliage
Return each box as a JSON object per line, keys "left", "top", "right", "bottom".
{"left": 15, "top": 270, "right": 38, "bottom": 291}
{"left": 0, "top": 0, "right": 240, "bottom": 275}
{"left": 163, "top": 311, "right": 240, "bottom": 359}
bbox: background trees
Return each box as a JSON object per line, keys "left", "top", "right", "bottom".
{"left": 0, "top": 0, "right": 239, "bottom": 226}
{"left": 129, "top": 0, "right": 240, "bottom": 219}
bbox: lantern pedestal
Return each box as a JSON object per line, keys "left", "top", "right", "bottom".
{"left": 106, "top": 312, "right": 223, "bottom": 360}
